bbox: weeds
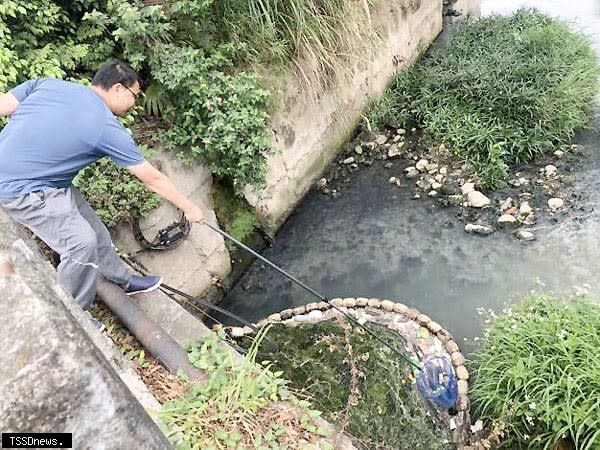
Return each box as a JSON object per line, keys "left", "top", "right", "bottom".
{"left": 470, "top": 293, "right": 600, "bottom": 449}
{"left": 367, "top": 9, "right": 599, "bottom": 187}
{"left": 158, "top": 327, "right": 330, "bottom": 449}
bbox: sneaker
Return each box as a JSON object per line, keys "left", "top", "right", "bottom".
{"left": 125, "top": 275, "right": 163, "bottom": 296}
{"left": 91, "top": 318, "right": 106, "bottom": 333}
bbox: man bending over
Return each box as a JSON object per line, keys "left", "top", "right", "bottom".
{"left": 0, "top": 60, "right": 205, "bottom": 325}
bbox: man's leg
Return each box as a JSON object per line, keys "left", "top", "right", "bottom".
{"left": 72, "top": 188, "right": 162, "bottom": 295}
{"left": 0, "top": 188, "right": 100, "bottom": 309}
{"left": 71, "top": 188, "right": 131, "bottom": 285}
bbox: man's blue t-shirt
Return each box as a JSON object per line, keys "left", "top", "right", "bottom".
{"left": 0, "top": 78, "right": 145, "bottom": 197}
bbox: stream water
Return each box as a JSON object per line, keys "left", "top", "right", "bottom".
{"left": 216, "top": 1, "right": 600, "bottom": 354}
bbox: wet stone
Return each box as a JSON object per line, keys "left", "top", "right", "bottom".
{"left": 381, "top": 300, "right": 395, "bottom": 311}
{"left": 305, "top": 302, "right": 321, "bottom": 312}
{"left": 342, "top": 298, "right": 357, "bottom": 308}
{"left": 447, "top": 340, "right": 460, "bottom": 353}
{"left": 456, "top": 365, "right": 469, "bottom": 380}
{"left": 292, "top": 306, "right": 306, "bottom": 315}
{"left": 280, "top": 309, "right": 294, "bottom": 320}
{"left": 451, "top": 352, "right": 466, "bottom": 366}
{"left": 457, "top": 380, "right": 469, "bottom": 396}
{"left": 367, "top": 298, "right": 381, "bottom": 308}
{"left": 356, "top": 297, "right": 369, "bottom": 307}
{"left": 417, "top": 313, "right": 431, "bottom": 325}
{"left": 393, "top": 303, "right": 408, "bottom": 314}
{"left": 267, "top": 313, "right": 282, "bottom": 322}
{"left": 406, "top": 308, "right": 419, "bottom": 320}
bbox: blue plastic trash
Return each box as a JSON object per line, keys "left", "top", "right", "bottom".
{"left": 416, "top": 354, "right": 458, "bottom": 409}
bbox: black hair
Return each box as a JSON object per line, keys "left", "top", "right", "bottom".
{"left": 91, "top": 60, "right": 138, "bottom": 90}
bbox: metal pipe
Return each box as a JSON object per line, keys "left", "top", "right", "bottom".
{"left": 96, "top": 278, "right": 207, "bottom": 381}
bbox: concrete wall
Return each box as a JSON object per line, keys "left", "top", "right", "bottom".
{"left": 0, "top": 208, "right": 171, "bottom": 450}
{"left": 244, "top": 0, "right": 444, "bottom": 232}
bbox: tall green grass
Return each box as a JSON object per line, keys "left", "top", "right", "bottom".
{"left": 221, "top": 0, "right": 378, "bottom": 90}
{"left": 470, "top": 294, "right": 600, "bottom": 449}
{"left": 368, "top": 9, "right": 600, "bottom": 187}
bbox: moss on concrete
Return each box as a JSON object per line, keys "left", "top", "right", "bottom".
{"left": 240, "top": 320, "right": 452, "bottom": 449}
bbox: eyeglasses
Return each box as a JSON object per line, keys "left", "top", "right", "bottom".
{"left": 120, "top": 83, "right": 144, "bottom": 101}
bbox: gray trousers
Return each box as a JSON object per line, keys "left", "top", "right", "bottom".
{"left": 0, "top": 187, "right": 131, "bottom": 309}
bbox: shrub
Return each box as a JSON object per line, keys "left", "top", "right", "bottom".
{"left": 158, "top": 327, "right": 331, "bottom": 449}
{"left": 368, "top": 10, "right": 599, "bottom": 187}
{"left": 86, "top": 0, "right": 275, "bottom": 194}
{"left": 470, "top": 293, "right": 600, "bottom": 449}
{"left": 73, "top": 146, "right": 161, "bottom": 228}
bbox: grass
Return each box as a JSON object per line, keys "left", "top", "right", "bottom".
{"left": 470, "top": 293, "right": 600, "bottom": 449}
{"left": 221, "top": 0, "right": 380, "bottom": 92}
{"left": 367, "top": 9, "right": 599, "bottom": 187}
{"left": 158, "top": 327, "right": 331, "bottom": 449}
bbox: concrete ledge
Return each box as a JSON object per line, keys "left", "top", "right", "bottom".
{"left": 0, "top": 208, "right": 171, "bottom": 449}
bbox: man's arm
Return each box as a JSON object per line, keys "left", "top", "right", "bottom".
{"left": 127, "top": 161, "right": 205, "bottom": 223}
{"left": 0, "top": 93, "right": 20, "bottom": 117}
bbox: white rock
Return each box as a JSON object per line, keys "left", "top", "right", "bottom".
{"left": 515, "top": 229, "right": 535, "bottom": 241}
{"left": 416, "top": 159, "right": 429, "bottom": 171}
{"left": 425, "top": 163, "right": 438, "bottom": 172}
{"left": 316, "top": 177, "right": 327, "bottom": 188}
{"left": 431, "top": 182, "right": 442, "bottom": 190}
{"left": 470, "top": 419, "right": 484, "bottom": 434}
{"left": 354, "top": 145, "right": 363, "bottom": 154}
{"left": 461, "top": 182, "right": 475, "bottom": 195}
{"left": 467, "top": 191, "right": 491, "bottom": 208}
{"left": 499, "top": 197, "right": 513, "bottom": 211}
{"left": 465, "top": 223, "right": 494, "bottom": 235}
{"left": 388, "top": 142, "right": 404, "bottom": 158}
{"left": 342, "top": 156, "right": 355, "bottom": 164}
{"left": 397, "top": 128, "right": 406, "bottom": 135}
{"left": 439, "top": 167, "right": 448, "bottom": 175}
{"left": 498, "top": 214, "right": 517, "bottom": 226}
{"left": 416, "top": 180, "right": 431, "bottom": 190}
{"left": 428, "top": 190, "right": 438, "bottom": 197}
{"left": 519, "top": 202, "right": 533, "bottom": 215}
{"left": 548, "top": 198, "right": 564, "bottom": 211}
{"left": 544, "top": 164, "right": 558, "bottom": 177}
{"left": 375, "top": 134, "right": 388, "bottom": 145}
{"left": 554, "top": 150, "right": 565, "bottom": 158}
{"left": 405, "top": 167, "right": 419, "bottom": 178}
{"left": 434, "top": 173, "right": 444, "bottom": 183}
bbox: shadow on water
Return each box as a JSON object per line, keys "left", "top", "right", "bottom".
{"left": 215, "top": 1, "right": 600, "bottom": 355}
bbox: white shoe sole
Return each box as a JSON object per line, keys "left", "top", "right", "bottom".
{"left": 125, "top": 277, "right": 163, "bottom": 296}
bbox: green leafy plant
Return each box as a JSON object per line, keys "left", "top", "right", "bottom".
{"left": 470, "top": 293, "right": 600, "bottom": 449}
{"left": 367, "top": 9, "right": 599, "bottom": 187}
{"left": 158, "top": 327, "right": 330, "bottom": 449}
{"left": 85, "top": 0, "right": 275, "bottom": 194}
{"left": 73, "top": 146, "right": 161, "bottom": 228}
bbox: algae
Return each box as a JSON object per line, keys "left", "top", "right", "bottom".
{"left": 239, "top": 320, "right": 453, "bottom": 449}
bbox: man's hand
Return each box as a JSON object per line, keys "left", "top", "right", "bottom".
{"left": 128, "top": 161, "right": 207, "bottom": 223}
{"left": 184, "top": 204, "right": 205, "bottom": 224}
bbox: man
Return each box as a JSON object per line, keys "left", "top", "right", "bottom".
{"left": 0, "top": 60, "right": 205, "bottom": 326}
